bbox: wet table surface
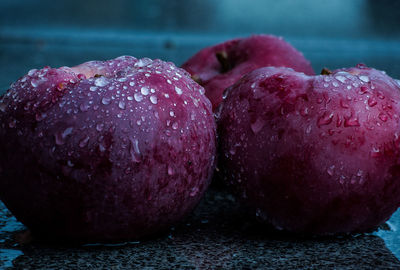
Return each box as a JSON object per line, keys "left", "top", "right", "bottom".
{"left": 1, "top": 187, "right": 400, "bottom": 269}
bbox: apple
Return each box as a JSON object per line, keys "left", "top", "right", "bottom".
{"left": 0, "top": 56, "right": 216, "bottom": 242}
{"left": 217, "top": 64, "right": 400, "bottom": 234}
{"left": 181, "top": 34, "right": 314, "bottom": 111}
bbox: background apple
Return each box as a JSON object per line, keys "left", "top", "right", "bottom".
{"left": 181, "top": 34, "right": 315, "bottom": 111}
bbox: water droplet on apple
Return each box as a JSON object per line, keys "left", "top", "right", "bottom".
{"left": 141, "top": 87, "right": 149, "bottom": 96}
{"left": 101, "top": 97, "right": 111, "bottom": 105}
{"left": 134, "top": 93, "right": 143, "bottom": 102}
{"left": 150, "top": 95, "right": 158, "bottom": 104}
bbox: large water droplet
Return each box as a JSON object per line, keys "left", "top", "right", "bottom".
{"left": 102, "top": 97, "right": 111, "bottom": 105}
{"left": 359, "top": 75, "right": 370, "bottom": 83}
{"left": 94, "top": 76, "right": 109, "bottom": 87}
{"left": 118, "top": 101, "right": 126, "bottom": 110}
{"left": 134, "top": 93, "right": 143, "bottom": 102}
{"left": 89, "top": 86, "right": 98, "bottom": 92}
{"left": 175, "top": 86, "right": 182, "bottom": 95}
{"left": 140, "top": 87, "right": 149, "bottom": 96}
{"left": 31, "top": 79, "right": 38, "bottom": 87}
{"left": 150, "top": 95, "right": 158, "bottom": 104}
{"left": 335, "top": 76, "right": 346, "bottom": 83}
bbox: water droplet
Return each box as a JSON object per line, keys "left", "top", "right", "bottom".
{"left": 89, "top": 86, "right": 97, "bottom": 92}
{"left": 79, "top": 136, "right": 90, "bottom": 147}
{"left": 172, "top": 122, "right": 178, "bottom": 130}
{"left": 55, "top": 127, "right": 73, "bottom": 145}
{"left": 327, "top": 165, "right": 335, "bottom": 176}
{"left": 169, "top": 111, "right": 175, "bottom": 117}
{"left": 31, "top": 79, "right": 38, "bottom": 87}
{"left": 94, "top": 77, "right": 108, "bottom": 87}
{"left": 28, "top": 69, "right": 37, "bottom": 76}
{"left": 134, "top": 93, "right": 143, "bottom": 102}
{"left": 168, "top": 165, "right": 174, "bottom": 175}
{"left": 129, "top": 137, "right": 141, "bottom": 162}
{"left": 335, "top": 76, "right": 346, "bottom": 83}
{"left": 300, "top": 107, "right": 309, "bottom": 116}
{"left": 141, "top": 87, "right": 149, "bottom": 95}
{"left": 359, "top": 75, "right": 370, "bottom": 83}
{"left": 368, "top": 97, "right": 377, "bottom": 107}
{"left": 379, "top": 112, "right": 388, "bottom": 122}
{"left": 332, "top": 81, "right": 339, "bottom": 87}
{"left": 370, "top": 147, "right": 381, "bottom": 157}
{"left": 344, "top": 116, "right": 360, "bottom": 127}
{"left": 118, "top": 101, "right": 126, "bottom": 110}
{"left": 189, "top": 187, "right": 199, "bottom": 197}
{"left": 175, "top": 86, "right": 182, "bottom": 95}
{"left": 251, "top": 118, "right": 265, "bottom": 134}
{"left": 80, "top": 102, "right": 90, "bottom": 112}
{"left": 317, "top": 112, "right": 334, "bottom": 126}
{"left": 150, "top": 95, "right": 158, "bottom": 104}
{"left": 96, "top": 123, "right": 104, "bottom": 131}
{"left": 101, "top": 97, "right": 111, "bottom": 105}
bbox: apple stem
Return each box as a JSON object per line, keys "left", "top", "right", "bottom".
{"left": 321, "top": 68, "right": 333, "bottom": 75}
{"left": 191, "top": 74, "right": 202, "bottom": 85}
{"left": 216, "top": 51, "right": 231, "bottom": 73}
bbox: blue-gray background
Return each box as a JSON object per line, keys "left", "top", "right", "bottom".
{"left": 1, "top": 0, "right": 400, "bottom": 93}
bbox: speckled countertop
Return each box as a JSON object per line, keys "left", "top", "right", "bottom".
{"left": 1, "top": 186, "right": 400, "bottom": 269}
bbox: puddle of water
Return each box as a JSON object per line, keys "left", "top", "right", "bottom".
{"left": 374, "top": 208, "right": 400, "bottom": 260}
{"left": 0, "top": 249, "right": 23, "bottom": 269}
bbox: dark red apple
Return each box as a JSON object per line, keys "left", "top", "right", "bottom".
{"left": 181, "top": 34, "right": 314, "bottom": 111}
{"left": 0, "top": 56, "right": 216, "bottom": 242}
{"left": 217, "top": 64, "right": 400, "bottom": 234}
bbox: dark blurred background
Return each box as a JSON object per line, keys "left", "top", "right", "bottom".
{"left": 1, "top": 0, "right": 400, "bottom": 92}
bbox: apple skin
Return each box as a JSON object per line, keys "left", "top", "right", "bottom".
{"left": 217, "top": 65, "right": 400, "bottom": 235}
{"left": 181, "top": 34, "right": 315, "bottom": 111}
{"left": 0, "top": 56, "right": 216, "bottom": 242}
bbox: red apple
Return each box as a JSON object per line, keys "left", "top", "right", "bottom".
{"left": 217, "top": 64, "right": 400, "bottom": 234}
{"left": 0, "top": 56, "right": 216, "bottom": 242}
{"left": 181, "top": 34, "right": 314, "bottom": 111}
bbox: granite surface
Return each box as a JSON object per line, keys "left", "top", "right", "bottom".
{"left": 1, "top": 187, "right": 400, "bottom": 269}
